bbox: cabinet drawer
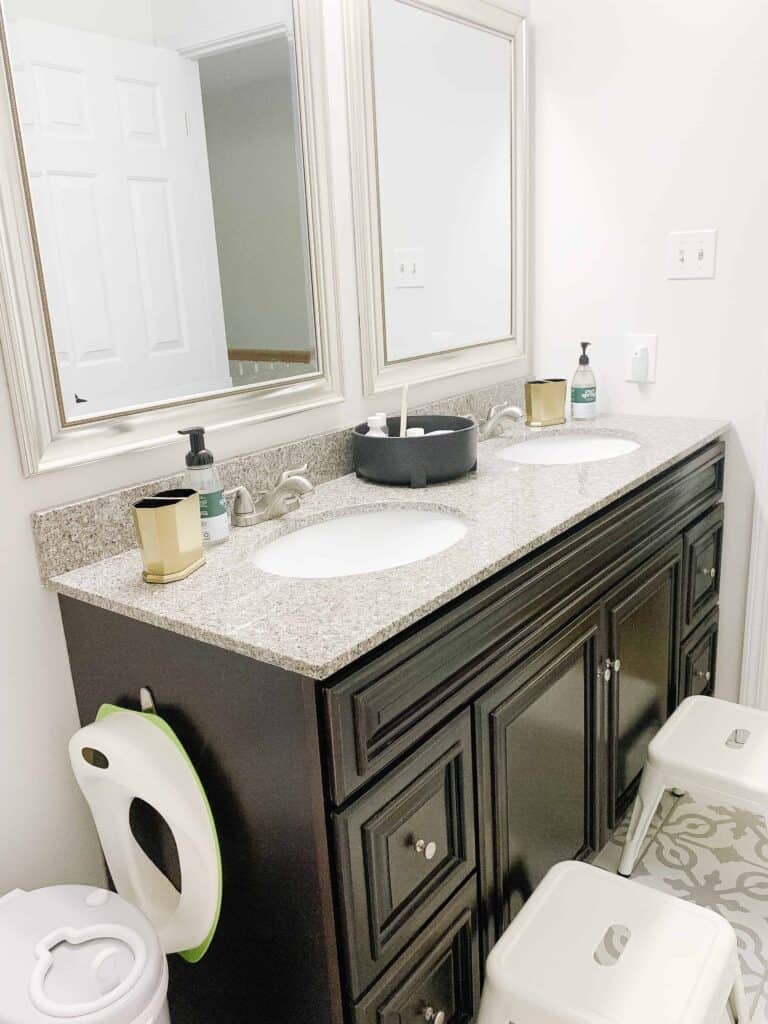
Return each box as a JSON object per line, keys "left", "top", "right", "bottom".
{"left": 324, "top": 443, "right": 724, "bottom": 803}
{"left": 683, "top": 504, "right": 723, "bottom": 633}
{"left": 334, "top": 712, "right": 476, "bottom": 997}
{"left": 680, "top": 609, "right": 718, "bottom": 699}
{"left": 350, "top": 877, "right": 480, "bottom": 1024}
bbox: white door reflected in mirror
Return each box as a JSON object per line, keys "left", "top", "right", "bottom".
{"left": 4, "top": 0, "right": 318, "bottom": 421}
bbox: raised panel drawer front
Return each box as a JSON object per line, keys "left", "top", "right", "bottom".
{"left": 334, "top": 712, "right": 476, "bottom": 997}
{"left": 683, "top": 504, "right": 724, "bottom": 633}
{"left": 350, "top": 878, "right": 480, "bottom": 1024}
{"left": 323, "top": 442, "right": 724, "bottom": 804}
{"left": 680, "top": 609, "right": 718, "bottom": 699}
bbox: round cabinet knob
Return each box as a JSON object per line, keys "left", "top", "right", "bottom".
{"left": 695, "top": 669, "right": 712, "bottom": 681}
{"left": 701, "top": 567, "right": 717, "bottom": 580}
{"left": 414, "top": 838, "right": 438, "bottom": 861}
{"left": 423, "top": 1007, "right": 446, "bottom": 1024}
{"left": 603, "top": 658, "right": 621, "bottom": 682}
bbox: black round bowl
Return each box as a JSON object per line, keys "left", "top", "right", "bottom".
{"left": 352, "top": 414, "right": 477, "bottom": 488}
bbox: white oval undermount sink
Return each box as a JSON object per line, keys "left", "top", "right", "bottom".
{"left": 498, "top": 434, "right": 640, "bottom": 466}
{"left": 253, "top": 508, "right": 468, "bottom": 579}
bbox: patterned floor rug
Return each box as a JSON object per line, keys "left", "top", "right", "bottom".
{"left": 595, "top": 792, "right": 768, "bottom": 1021}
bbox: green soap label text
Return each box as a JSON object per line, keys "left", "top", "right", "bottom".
{"left": 199, "top": 490, "right": 227, "bottom": 519}
{"left": 572, "top": 386, "right": 596, "bottom": 403}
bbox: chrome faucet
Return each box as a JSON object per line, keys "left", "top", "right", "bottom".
{"left": 478, "top": 402, "right": 525, "bottom": 440}
{"left": 227, "top": 464, "right": 313, "bottom": 527}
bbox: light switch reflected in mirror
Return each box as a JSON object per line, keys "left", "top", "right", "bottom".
{"left": 3, "top": 0, "right": 319, "bottom": 422}
{"left": 371, "top": 0, "right": 514, "bottom": 362}
{"left": 345, "top": 0, "right": 528, "bottom": 396}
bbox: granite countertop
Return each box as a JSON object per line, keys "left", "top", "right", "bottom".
{"left": 47, "top": 415, "right": 728, "bottom": 680}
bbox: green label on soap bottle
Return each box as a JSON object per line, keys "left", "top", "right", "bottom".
{"left": 572, "top": 386, "right": 596, "bottom": 404}
{"left": 199, "top": 490, "right": 227, "bottom": 519}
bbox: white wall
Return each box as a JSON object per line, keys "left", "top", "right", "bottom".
{"left": 531, "top": 0, "right": 768, "bottom": 700}
{"left": 151, "top": 0, "right": 290, "bottom": 52}
{"left": 372, "top": 0, "right": 512, "bottom": 359}
{"left": 0, "top": 0, "right": 527, "bottom": 894}
{"left": 3, "top": 0, "right": 154, "bottom": 42}
{"left": 199, "top": 39, "right": 316, "bottom": 358}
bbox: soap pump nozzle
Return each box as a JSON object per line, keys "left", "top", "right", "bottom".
{"left": 178, "top": 426, "right": 213, "bottom": 467}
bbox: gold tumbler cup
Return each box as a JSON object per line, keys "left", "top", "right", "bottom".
{"left": 132, "top": 489, "right": 205, "bottom": 584}
{"left": 525, "top": 379, "right": 567, "bottom": 427}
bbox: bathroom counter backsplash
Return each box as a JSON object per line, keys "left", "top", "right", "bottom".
{"left": 42, "top": 414, "right": 727, "bottom": 680}
{"left": 32, "top": 376, "right": 526, "bottom": 581}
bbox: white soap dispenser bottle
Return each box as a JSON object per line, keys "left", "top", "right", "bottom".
{"left": 571, "top": 342, "right": 597, "bottom": 420}
{"left": 178, "top": 427, "right": 230, "bottom": 545}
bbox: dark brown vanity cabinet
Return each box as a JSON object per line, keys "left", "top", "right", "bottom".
{"left": 59, "top": 441, "right": 725, "bottom": 1024}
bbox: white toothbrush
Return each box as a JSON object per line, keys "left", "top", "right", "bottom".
{"left": 399, "top": 383, "right": 408, "bottom": 437}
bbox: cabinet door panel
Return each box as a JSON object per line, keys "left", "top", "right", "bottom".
{"left": 475, "top": 606, "right": 603, "bottom": 953}
{"left": 607, "top": 541, "right": 682, "bottom": 826}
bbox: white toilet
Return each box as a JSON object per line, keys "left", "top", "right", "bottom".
{"left": 0, "top": 701, "right": 222, "bottom": 1023}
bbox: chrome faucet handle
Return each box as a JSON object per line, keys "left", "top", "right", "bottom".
{"left": 479, "top": 402, "right": 525, "bottom": 440}
{"left": 277, "top": 463, "right": 310, "bottom": 486}
{"left": 275, "top": 464, "right": 314, "bottom": 496}
{"left": 225, "top": 485, "right": 256, "bottom": 516}
{"left": 487, "top": 402, "right": 510, "bottom": 420}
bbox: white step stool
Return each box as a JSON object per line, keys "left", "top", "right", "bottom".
{"left": 620, "top": 695, "right": 768, "bottom": 878}
{"left": 477, "top": 861, "right": 749, "bottom": 1024}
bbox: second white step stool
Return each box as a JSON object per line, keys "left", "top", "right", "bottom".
{"left": 620, "top": 694, "right": 768, "bottom": 878}
{"left": 477, "top": 860, "right": 750, "bottom": 1024}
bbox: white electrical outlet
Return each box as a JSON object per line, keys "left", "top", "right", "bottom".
{"left": 393, "top": 247, "right": 425, "bottom": 288}
{"left": 666, "top": 230, "right": 717, "bottom": 279}
{"left": 625, "top": 333, "right": 658, "bottom": 382}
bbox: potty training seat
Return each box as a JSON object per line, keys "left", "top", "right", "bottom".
{"left": 0, "top": 704, "right": 221, "bottom": 1024}
{"left": 0, "top": 885, "right": 169, "bottom": 1024}
{"left": 70, "top": 705, "right": 222, "bottom": 964}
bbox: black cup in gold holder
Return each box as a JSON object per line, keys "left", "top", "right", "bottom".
{"left": 132, "top": 489, "right": 205, "bottom": 584}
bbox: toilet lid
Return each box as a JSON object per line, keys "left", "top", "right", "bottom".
{"left": 0, "top": 886, "right": 166, "bottom": 1024}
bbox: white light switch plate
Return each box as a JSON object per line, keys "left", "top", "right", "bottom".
{"left": 625, "top": 333, "right": 657, "bottom": 382}
{"left": 666, "top": 229, "right": 718, "bottom": 279}
{"left": 393, "top": 247, "right": 425, "bottom": 288}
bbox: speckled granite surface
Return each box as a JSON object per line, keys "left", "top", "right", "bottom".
{"left": 32, "top": 377, "right": 526, "bottom": 579}
{"left": 45, "top": 415, "right": 727, "bottom": 680}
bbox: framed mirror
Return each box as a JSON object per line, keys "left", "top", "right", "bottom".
{"left": 0, "top": 0, "right": 342, "bottom": 474}
{"left": 344, "top": 0, "right": 529, "bottom": 395}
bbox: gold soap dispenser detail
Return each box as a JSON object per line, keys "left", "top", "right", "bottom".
{"left": 525, "top": 379, "right": 567, "bottom": 427}
{"left": 132, "top": 489, "right": 205, "bottom": 584}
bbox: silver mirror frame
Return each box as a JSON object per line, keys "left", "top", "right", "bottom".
{"left": 0, "top": 0, "right": 344, "bottom": 475}
{"left": 344, "top": 0, "right": 529, "bottom": 397}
